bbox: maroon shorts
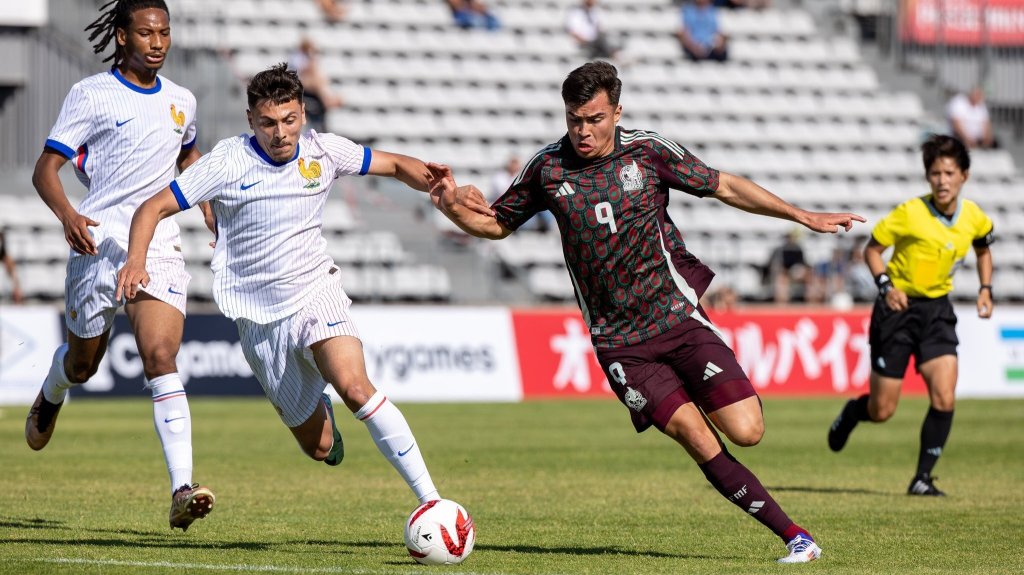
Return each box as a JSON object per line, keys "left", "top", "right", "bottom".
{"left": 595, "top": 314, "right": 757, "bottom": 433}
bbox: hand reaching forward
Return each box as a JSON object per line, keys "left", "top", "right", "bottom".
{"left": 801, "top": 211, "right": 867, "bottom": 234}
{"left": 115, "top": 258, "right": 150, "bottom": 302}
{"left": 426, "top": 163, "right": 494, "bottom": 216}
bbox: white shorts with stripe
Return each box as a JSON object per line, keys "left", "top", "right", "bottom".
{"left": 235, "top": 269, "right": 361, "bottom": 428}
{"left": 65, "top": 237, "right": 190, "bottom": 338}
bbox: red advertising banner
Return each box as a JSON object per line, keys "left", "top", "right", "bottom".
{"left": 902, "top": 0, "right": 1024, "bottom": 46}
{"left": 512, "top": 308, "right": 927, "bottom": 398}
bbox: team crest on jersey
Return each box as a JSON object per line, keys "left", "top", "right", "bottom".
{"left": 170, "top": 104, "right": 185, "bottom": 134}
{"left": 69, "top": 309, "right": 78, "bottom": 321}
{"left": 624, "top": 387, "right": 647, "bottom": 411}
{"left": 618, "top": 160, "right": 645, "bottom": 192}
{"left": 298, "top": 158, "right": 322, "bottom": 188}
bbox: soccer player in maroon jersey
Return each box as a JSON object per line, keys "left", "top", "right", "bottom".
{"left": 428, "top": 61, "right": 866, "bottom": 563}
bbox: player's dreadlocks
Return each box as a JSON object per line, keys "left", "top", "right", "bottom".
{"left": 85, "top": 0, "right": 169, "bottom": 66}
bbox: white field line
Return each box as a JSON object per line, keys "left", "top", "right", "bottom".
{"left": 35, "top": 557, "right": 563, "bottom": 575}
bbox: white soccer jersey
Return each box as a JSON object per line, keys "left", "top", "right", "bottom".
{"left": 171, "top": 130, "right": 370, "bottom": 323}
{"left": 45, "top": 69, "right": 197, "bottom": 258}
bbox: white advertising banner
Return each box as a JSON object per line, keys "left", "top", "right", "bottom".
{"left": 0, "top": 305, "right": 62, "bottom": 405}
{"left": 351, "top": 306, "right": 522, "bottom": 402}
{"left": 955, "top": 306, "right": 1024, "bottom": 398}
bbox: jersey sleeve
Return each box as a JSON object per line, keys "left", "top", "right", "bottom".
{"left": 640, "top": 131, "right": 719, "bottom": 197}
{"left": 492, "top": 150, "right": 548, "bottom": 231}
{"left": 972, "top": 204, "right": 995, "bottom": 248}
{"left": 170, "top": 140, "right": 231, "bottom": 210}
{"left": 871, "top": 202, "right": 908, "bottom": 247}
{"left": 44, "top": 83, "right": 95, "bottom": 159}
{"left": 181, "top": 93, "right": 198, "bottom": 149}
{"left": 318, "top": 132, "right": 370, "bottom": 178}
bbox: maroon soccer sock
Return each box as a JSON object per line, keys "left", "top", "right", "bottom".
{"left": 698, "top": 451, "right": 799, "bottom": 542}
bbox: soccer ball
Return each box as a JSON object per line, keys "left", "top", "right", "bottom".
{"left": 404, "top": 499, "right": 475, "bottom": 565}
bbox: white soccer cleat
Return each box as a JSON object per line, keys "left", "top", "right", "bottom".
{"left": 777, "top": 533, "right": 822, "bottom": 563}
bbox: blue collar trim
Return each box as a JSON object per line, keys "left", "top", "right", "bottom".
{"left": 111, "top": 68, "right": 162, "bottom": 94}
{"left": 249, "top": 135, "right": 300, "bottom": 166}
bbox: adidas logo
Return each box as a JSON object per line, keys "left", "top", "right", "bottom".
{"left": 554, "top": 182, "right": 575, "bottom": 197}
{"left": 747, "top": 500, "right": 764, "bottom": 514}
{"left": 926, "top": 447, "right": 942, "bottom": 457}
{"left": 703, "top": 362, "right": 723, "bottom": 381}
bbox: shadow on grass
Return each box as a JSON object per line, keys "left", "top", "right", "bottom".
{"left": 767, "top": 485, "right": 890, "bottom": 496}
{"left": 0, "top": 517, "right": 66, "bottom": 530}
{"left": 344, "top": 540, "right": 722, "bottom": 560}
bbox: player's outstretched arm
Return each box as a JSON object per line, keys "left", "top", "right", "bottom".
{"left": 115, "top": 187, "right": 182, "bottom": 302}
{"left": 427, "top": 163, "right": 509, "bottom": 240}
{"left": 713, "top": 171, "right": 866, "bottom": 234}
{"left": 33, "top": 150, "right": 100, "bottom": 256}
{"left": 368, "top": 152, "right": 493, "bottom": 217}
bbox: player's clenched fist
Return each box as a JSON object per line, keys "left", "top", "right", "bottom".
{"left": 115, "top": 259, "right": 150, "bottom": 302}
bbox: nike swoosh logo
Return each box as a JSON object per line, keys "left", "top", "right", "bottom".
{"left": 164, "top": 417, "right": 185, "bottom": 423}
{"left": 168, "top": 287, "right": 183, "bottom": 295}
{"left": 327, "top": 320, "right": 346, "bottom": 327}
{"left": 397, "top": 443, "right": 415, "bottom": 457}
{"left": 240, "top": 181, "right": 262, "bottom": 190}
{"left": 116, "top": 118, "right": 135, "bottom": 127}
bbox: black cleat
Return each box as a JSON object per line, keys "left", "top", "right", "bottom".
{"left": 828, "top": 399, "right": 860, "bottom": 452}
{"left": 26, "top": 390, "right": 64, "bottom": 451}
{"left": 322, "top": 394, "right": 344, "bottom": 467}
{"left": 908, "top": 474, "right": 946, "bottom": 496}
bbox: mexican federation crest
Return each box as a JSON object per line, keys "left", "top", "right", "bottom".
{"left": 618, "top": 160, "right": 645, "bottom": 192}
{"left": 624, "top": 387, "right": 647, "bottom": 411}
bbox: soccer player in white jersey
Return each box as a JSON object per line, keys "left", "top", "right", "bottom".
{"left": 115, "top": 64, "right": 491, "bottom": 507}
{"left": 26, "top": 0, "right": 215, "bottom": 532}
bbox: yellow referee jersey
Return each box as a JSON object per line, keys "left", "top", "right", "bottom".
{"left": 872, "top": 195, "right": 993, "bottom": 298}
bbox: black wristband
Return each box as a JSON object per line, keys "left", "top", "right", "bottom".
{"left": 875, "top": 273, "right": 893, "bottom": 296}
{"left": 979, "top": 284, "right": 993, "bottom": 294}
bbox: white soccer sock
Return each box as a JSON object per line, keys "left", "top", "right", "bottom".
{"left": 355, "top": 391, "right": 439, "bottom": 504}
{"left": 149, "top": 374, "right": 193, "bottom": 493}
{"left": 42, "top": 344, "right": 74, "bottom": 404}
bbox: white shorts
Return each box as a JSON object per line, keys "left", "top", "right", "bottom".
{"left": 236, "top": 270, "right": 361, "bottom": 428}
{"left": 65, "top": 237, "right": 190, "bottom": 338}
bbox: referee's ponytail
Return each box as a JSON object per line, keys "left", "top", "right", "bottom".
{"left": 85, "top": 0, "right": 170, "bottom": 67}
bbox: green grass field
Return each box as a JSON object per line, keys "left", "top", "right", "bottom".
{"left": 2, "top": 397, "right": 1022, "bottom": 575}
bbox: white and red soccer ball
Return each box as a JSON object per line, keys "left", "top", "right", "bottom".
{"left": 404, "top": 499, "right": 475, "bottom": 565}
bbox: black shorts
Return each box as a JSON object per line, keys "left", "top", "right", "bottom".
{"left": 869, "top": 294, "right": 958, "bottom": 378}
{"left": 595, "top": 313, "right": 757, "bottom": 433}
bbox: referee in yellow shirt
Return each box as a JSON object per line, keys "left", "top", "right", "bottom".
{"left": 827, "top": 134, "right": 995, "bottom": 496}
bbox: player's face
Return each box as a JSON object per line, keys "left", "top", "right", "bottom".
{"left": 565, "top": 90, "right": 622, "bottom": 160}
{"left": 248, "top": 98, "right": 306, "bottom": 163}
{"left": 117, "top": 8, "right": 171, "bottom": 74}
{"left": 926, "top": 155, "right": 969, "bottom": 213}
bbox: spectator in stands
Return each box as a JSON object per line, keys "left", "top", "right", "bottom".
{"left": 766, "top": 229, "right": 809, "bottom": 303}
{"left": 807, "top": 244, "right": 847, "bottom": 305}
{"left": 714, "top": 0, "right": 770, "bottom": 8}
{"left": 677, "top": 0, "right": 728, "bottom": 62}
{"left": 844, "top": 235, "right": 876, "bottom": 302}
{"left": 429, "top": 61, "right": 866, "bottom": 564}
{"left": 316, "top": 0, "right": 347, "bottom": 23}
{"left": 947, "top": 87, "right": 998, "bottom": 149}
{"left": 288, "top": 38, "right": 344, "bottom": 133}
{"left": 702, "top": 285, "right": 738, "bottom": 312}
{"left": 489, "top": 156, "right": 521, "bottom": 203}
{"left": 566, "top": 0, "right": 621, "bottom": 61}
{"left": 0, "top": 228, "right": 23, "bottom": 304}
{"left": 446, "top": 1, "right": 501, "bottom": 31}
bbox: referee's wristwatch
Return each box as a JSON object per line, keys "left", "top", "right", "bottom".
{"left": 875, "top": 273, "right": 894, "bottom": 297}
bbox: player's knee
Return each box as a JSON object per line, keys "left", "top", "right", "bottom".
{"left": 65, "top": 357, "right": 98, "bottom": 383}
{"left": 727, "top": 421, "right": 764, "bottom": 447}
{"left": 337, "top": 378, "right": 374, "bottom": 412}
{"left": 138, "top": 347, "right": 178, "bottom": 379}
{"left": 870, "top": 403, "right": 896, "bottom": 422}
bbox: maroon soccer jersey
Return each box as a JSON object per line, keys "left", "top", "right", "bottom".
{"left": 493, "top": 127, "right": 720, "bottom": 348}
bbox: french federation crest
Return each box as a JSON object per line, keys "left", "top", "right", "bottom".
{"left": 624, "top": 387, "right": 647, "bottom": 411}
{"left": 618, "top": 160, "right": 645, "bottom": 192}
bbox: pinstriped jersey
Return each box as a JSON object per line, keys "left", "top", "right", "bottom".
{"left": 872, "top": 195, "right": 994, "bottom": 298}
{"left": 170, "top": 130, "right": 370, "bottom": 323}
{"left": 493, "top": 127, "right": 719, "bottom": 348}
{"left": 45, "top": 69, "right": 197, "bottom": 258}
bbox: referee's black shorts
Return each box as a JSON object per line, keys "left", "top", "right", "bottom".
{"left": 869, "top": 294, "right": 959, "bottom": 378}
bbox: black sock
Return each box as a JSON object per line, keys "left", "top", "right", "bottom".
{"left": 917, "top": 407, "right": 954, "bottom": 477}
{"left": 852, "top": 394, "right": 871, "bottom": 421}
